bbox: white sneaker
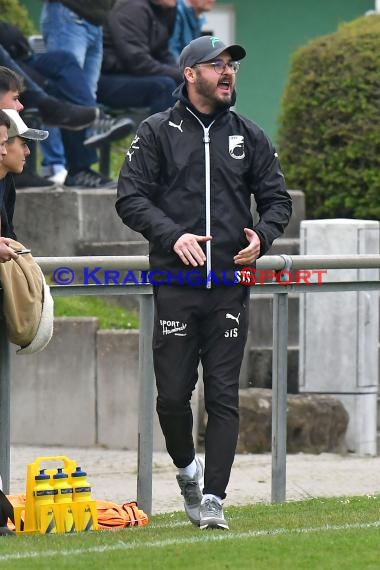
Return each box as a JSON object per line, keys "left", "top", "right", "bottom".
{"left": 41, "top": 165, "right": 67, "bottom": 186}
{"left": 48, "top": 169, "right": 67, "bottom": 186}
{"left": 176, "top": 456, "right": 204, "bottom": 526}
{"left": 200, "top": 496, "right": 229, "bottom": 530}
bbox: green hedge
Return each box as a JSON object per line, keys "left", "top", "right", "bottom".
{"left": 0, "top": 0, "right": 35, "bottom": 34}
{"left": 278, "top": 15, "right": 380, "bottom": 220}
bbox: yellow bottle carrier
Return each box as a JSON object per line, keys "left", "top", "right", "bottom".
{"left": 13, "top": 455, "right": 98, "bottom": 535}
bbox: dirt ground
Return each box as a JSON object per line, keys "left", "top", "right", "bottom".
{"left": 9, "top": 445, "right": 380, "bottom": 514}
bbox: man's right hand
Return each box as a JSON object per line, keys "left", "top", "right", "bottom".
{"left": 0, "top": 238, "right": 18, "bottom": 263}
{"left": 173, "top": 233, "right": 212, "bottom": 267}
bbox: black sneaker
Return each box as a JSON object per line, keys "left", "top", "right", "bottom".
{"left": 84, "top": 115, "right": 135, "bottom": 147}
{"left": 13, "top": 171, "right": 56, "bottom": 189}
{"left": 0, "top": 489, "right": 15, "bottom": 536}
{"left": 64, "top": 168, "right": 117, "bottom": 189}
{"left": 38, "top": 97, "right": 97, "bottom": 131}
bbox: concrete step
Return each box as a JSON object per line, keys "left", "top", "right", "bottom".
{"left": 76, "top": 240, "right": 148, "bottom": 256}
{"left": 14, "top": 188, "right": 143, "bottom": 257}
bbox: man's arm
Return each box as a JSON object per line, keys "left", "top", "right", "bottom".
{"left": 250, "top": 129, "right": 292, "bottom": 256}
{"left": 116, "top": 122, "right": 187, "bottom": 253}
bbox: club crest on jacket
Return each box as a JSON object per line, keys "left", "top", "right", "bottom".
{"left": 229, "top": 135, "right": 245, "bottom": 160}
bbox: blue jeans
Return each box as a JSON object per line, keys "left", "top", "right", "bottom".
{"left": 40, "top": 1, "right": 103, "bottom": 173}
{"left": 25, "top": 51, "right": 96, "bottom": 106}
{"left": 98, "top": 74, "right": 178, "bottom": 114}
{"left": 0, "top": 45, "right": 46, "bottom": 108}
{"left": 25, "top": 50, "right": 97, "bottom": 170}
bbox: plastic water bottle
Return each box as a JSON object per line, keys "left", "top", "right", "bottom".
{"left": 53, "top": 468, "right": 75, "bottom": 533}
{"left": 71, "top": 467, "right": 94, "bottom": 531}
{"left": 33, "top": 469, "right": 56, "bottom": 533}
{"left": 71, "top": 467, "right": 91, "bottom": 502}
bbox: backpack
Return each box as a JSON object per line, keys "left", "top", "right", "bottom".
{"left": 0, "top": 239, "right": 54, "bottom": 354}
{"left": 96, "top": 500, "right": 149, "bottom": 528}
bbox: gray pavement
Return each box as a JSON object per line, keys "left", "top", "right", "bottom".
{"left": 9, "top": 445, "right": 380, "bottom": 514}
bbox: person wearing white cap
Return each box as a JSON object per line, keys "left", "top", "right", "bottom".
{"left": 0, "top": 108, "right": 12, "bottom": 262}
{"left": 0, "top": 108, "right": 54, "bottom": 358}
{"left": 0, "top": 110, "right": 51, "bottom": 537}
{"left": 0, "top": 109, "right": 9, "bottom": 163}
{"left": 0, "top": 109, "right": 48, "bottom": 262}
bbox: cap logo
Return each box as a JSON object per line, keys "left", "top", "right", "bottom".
{"left": 210, "top": 36, "right": 221, "bottom": 48}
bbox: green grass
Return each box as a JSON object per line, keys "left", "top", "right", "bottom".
{"left": 53, "top": 296, "right": 138, "bottom": 329}
{"left": 91, "top": 135, "right": 133, "bottom": 180}
{"left": 1, "top": 496, "right": 380, "bottom": 569}
{"left": 109, "top": 136, "right": 134, "bottom": 180}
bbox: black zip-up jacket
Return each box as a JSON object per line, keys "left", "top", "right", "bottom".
{"left": 116, "top": 86, "right": 292, "bottom": 287}
{"left": 0, "top": 175, "right": 16, "bottom": 239}
{"left": 48, "top": 0, "right": 114, "bottom": 26}
{"left": 102, "top": 0, "right": 182, "bottom": 83}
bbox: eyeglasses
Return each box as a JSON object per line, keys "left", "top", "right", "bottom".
{"left": 193, "top": 60, "right": 240, "bottom": 74}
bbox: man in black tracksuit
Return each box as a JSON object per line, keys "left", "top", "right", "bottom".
{"left": 116, "top": 36, "right": 292, "bottom": 530}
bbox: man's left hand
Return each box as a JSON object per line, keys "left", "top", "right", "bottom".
{"left": 233, "top": 228, "right": 261, "bottom": 265}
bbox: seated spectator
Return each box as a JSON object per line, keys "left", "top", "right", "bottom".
{"left": 0, "top": 108, "right": 16, "bottom": 262}
{"left": 0, "top": 53, "right": 94, "bottom": 187}
{"left": 0, "top": 22, "right": 134, "bottom": 189}
{"left": 0, "top": 108, "right": 9, "bottom": 162}
{"left": 0, "top": 63, "right": 133, "bottom": 189}
{"left": 100, "top": 0, "right": 182, "bottom": 114}
{"left": 169, "top": 0, "right": 215, "bottom": 60}
{"left": 0, "top": 47, "right": 96, "bottom": 132}
{"left": 40, "top": 0, "right": 132, "bottom": 188}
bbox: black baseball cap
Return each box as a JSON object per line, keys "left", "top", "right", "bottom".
{"left": 179, "top": 36, "right": 246, "bottom": 73}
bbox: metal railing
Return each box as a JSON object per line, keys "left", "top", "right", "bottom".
{"left": 1, "top": 253, "right": 379, "bottom": 513}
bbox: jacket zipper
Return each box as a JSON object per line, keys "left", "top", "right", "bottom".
{"left": 186, "top": 108, "right": 215, "bottom": 289}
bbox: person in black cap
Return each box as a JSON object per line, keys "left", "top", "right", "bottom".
{"left": 116, "top": 35, "right": 292, "bottom": 530}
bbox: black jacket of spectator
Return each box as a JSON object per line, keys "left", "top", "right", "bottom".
{"left": 0, "top": 175, "right": 16, "bottom": 239}
{"left": 49, "top": 0, "right": 114, "bottom": 26}
{"left": 0, "top": 22, "right": 31, "bottom": 61}
{"left": 102, "top": 0, "right": 182, "bottom": 83}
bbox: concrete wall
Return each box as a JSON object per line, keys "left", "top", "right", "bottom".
{"left": 13, "top": 188, "right": 145, "bottom": 258}
{"left": 96, "top": 329, "right": 164, "bottom": 450}
{"left": 299, "top": 219, "right": 380, "bottom": 455}
{"left": 10, "top": 318, "right": 167, "bottom": 450}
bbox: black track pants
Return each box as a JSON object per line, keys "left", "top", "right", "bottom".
{"left": 153, "top": 285, "right": 249, "bottom": 499}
